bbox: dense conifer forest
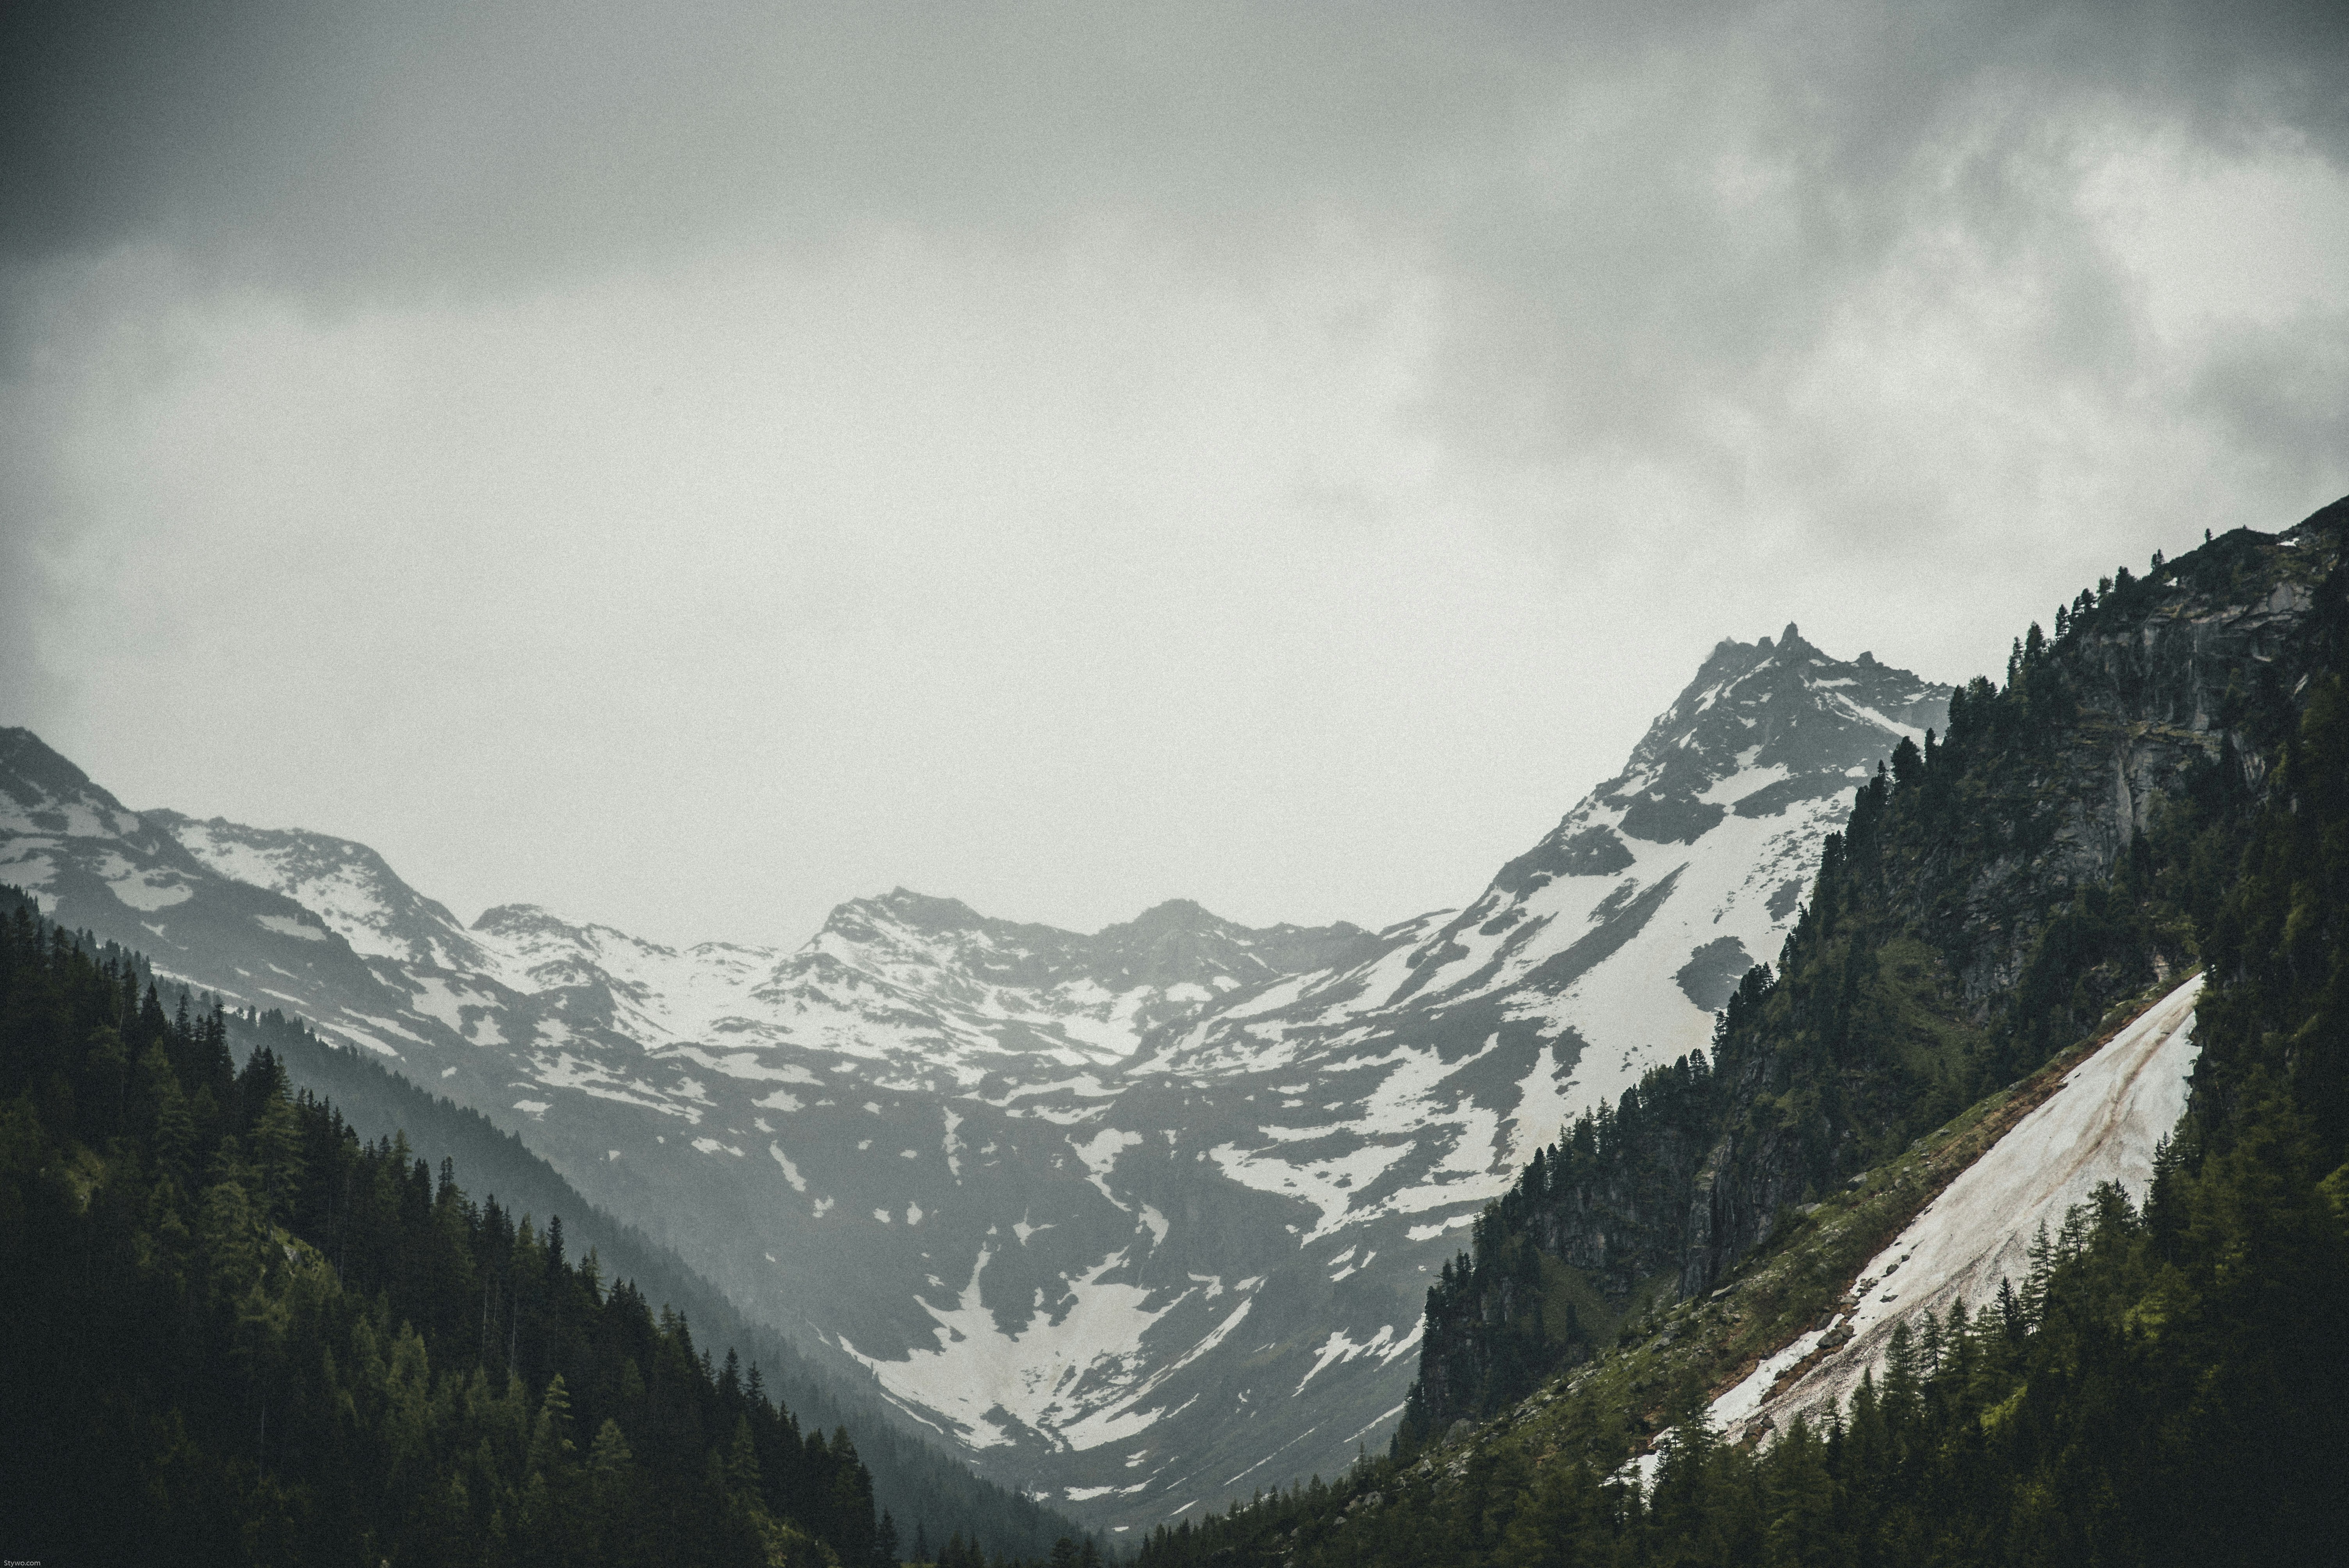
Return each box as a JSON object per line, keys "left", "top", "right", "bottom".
{"left": 0, "top": 901, "right": 1109, "bottom": 1568}
{"left": 0, "top": 900, "right": 891, "bottom": 1564}
{"left": 220, "top": 993, "right": 1081, "bottom": 1563}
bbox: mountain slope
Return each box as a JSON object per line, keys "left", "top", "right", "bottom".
{"left": 1396, "top": 509, "right": 2347, "bottom": 1443}
{"left": 1135, "top": 627, "right": 1948, "bottom": 1240}
{"left": 1709, "top": 972, "right": 2203, "bottom": 1445}
{"left": 1124, "top": 496, "right": 2349, "bottom": 1568}
{"left": 0, "top": 898, "right": 896, "bottom": 1568}
{"left": 226, "top": 993, "right": 1087, "bottom": 1560}
{"left": 0, "top": 626, "right": 1946, "bottom": 1531}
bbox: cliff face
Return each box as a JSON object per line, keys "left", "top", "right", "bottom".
{"left": 1404, "top": 501, "right": 2349, "bottom": 1441}
{"left": 1915, "top": 527, "right": 2334, "bottom": 1012}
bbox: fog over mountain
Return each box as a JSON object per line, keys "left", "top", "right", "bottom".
{"left": 4, "top": 1, "right": 2346, "bottom": 951}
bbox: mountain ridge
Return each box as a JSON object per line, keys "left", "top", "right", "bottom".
{"left": 1395, "top": 504, "right": 2348, "bottom": 1447}
{"left": 0, "top": 620, "right": 1948, "bottom": 1530}
{"left": 1125, "top": 496, "right": 2349, "bottom": 1568}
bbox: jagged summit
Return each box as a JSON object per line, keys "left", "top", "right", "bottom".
{"left": 153, "top": 809, "right": 483, "bottom": 968}
{"left": 856, "top": 886, "right": 993, "bottom": 932}
{"left": 471, "top": 901, "right": 673, "bottom": 956}
{"left": 1112, "top": 895, "right": 1218, "bottom": 932}
{"left": 1490, "top": 624, "right": 1947, "bottom": 935}
{"left": 1149, "top": 624, "right": 1952, "bottom": 1117}
{"left": 1608, "top": 625, "right": 1948, "bottom": 829}
{"left": 792, "top": 884, "right": 1377, "bottom": 1034}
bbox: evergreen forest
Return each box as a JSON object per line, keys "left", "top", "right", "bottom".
{"left": 0, "top": 901, "right": 1103, "bottom": 1568}
{"left": 221, "top": 993, "right": 1082, "bottom": 1563}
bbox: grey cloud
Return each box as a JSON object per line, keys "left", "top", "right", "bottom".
{"left": 6, "top": 3, "right": 2342, "bottom": 465}
{"left": 3, "top": 0, "right": 2346, "bottom": 944}
{"left": 2, "top": 4, "right": 1474, "bottom": 294}
{"left": 7, "top": 4, "right": 2341, "bottom": 283}
{"left": 2190, "top": 311, "right": 2349, "bottom": 486}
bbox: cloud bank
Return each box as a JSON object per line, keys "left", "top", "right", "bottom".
{"left": 3, "top": 0, "right": 2345, "bottom": 944}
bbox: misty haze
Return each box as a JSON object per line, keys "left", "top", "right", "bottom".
{"left": 4, "top": 5, "right": 2347, "bottom": 1567}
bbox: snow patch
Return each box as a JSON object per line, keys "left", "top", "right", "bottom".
{"left": 1722, "top": 977, "right": 2202, "bottom": 1443}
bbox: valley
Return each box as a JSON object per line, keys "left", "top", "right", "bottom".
{"left": 2, "top": 626, "right": 1944, "bottom": 1529}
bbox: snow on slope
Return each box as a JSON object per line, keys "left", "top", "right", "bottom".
{"left": 1137, "top": 626, "right": 1949, "bottom": 1259}
{"left": 0, "top": 624, "right": 1947, "bottom": 1531}
{"left": 1711, "top": 976, "right": 2203, "bottom": 1443}
{"left": 154, "top": 811, "right": 492, "bottom": 969}
{"left": 454, "top": 891, "right": 1381, "bottom": 1094}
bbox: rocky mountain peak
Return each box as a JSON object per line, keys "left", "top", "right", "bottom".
{"left": 473, "top": 902, "right": 579, "bottom": 940}
{"left": 864, "top": 887, "right": 992, "bottom": 932}
{"left": 1114, "top": 896, "right": 1217, "bottom": 932}
{"left": 0, "top": 728, "right": 145, "bottom": 843}
{"left": 1605, "top": 628, "right": 1950, "bottom": 842}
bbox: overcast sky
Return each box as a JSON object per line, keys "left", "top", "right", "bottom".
{"left": 4, "top": 1, "right": 2346, "bottom": 949}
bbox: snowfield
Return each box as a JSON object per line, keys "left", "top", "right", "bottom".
{"left": 1715, "top": 975, "right": 2203, "bottom": 1443}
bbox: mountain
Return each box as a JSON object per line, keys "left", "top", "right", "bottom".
{"left": 1136, "top": 623, "right": 1948, "bottom": 1134}
{"left": 0, "top": 898, "right": 902, "bottom": 1568}
{"left": 0, "top": 628, "right": 1946, "bottom": 1532}
{"left": 1123, "top": 499, "right": 2349, "bottom": 1568}
{"left": 1396, "top": 513, "right": 2349, "bottom": 1445}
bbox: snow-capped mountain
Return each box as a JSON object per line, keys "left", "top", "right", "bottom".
{"left": 0, "top": 625, "right": 1945, "bottom": 1533}
{"left": 1144, "top": 624, "right": 1952, "bottom": 1116}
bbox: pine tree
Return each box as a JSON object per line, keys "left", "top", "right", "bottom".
{"left": 588, "top": 1417, "right": 633, "bottom": 1477}
{"left": 250, "top": 1093, "right": 305, "bottom": 1224}
{"left": 2020, "top": 1222, "right": 2053, "bottom": 1328}
{"left": 528, "top": 1372, "right": 577, "bottom": 1478}
{"left": 1883, "top": 1320, "right": 1924, "bottom": 1433}
{"left": 1763, "top": 1414, "right": 1836, "bottom": 1567}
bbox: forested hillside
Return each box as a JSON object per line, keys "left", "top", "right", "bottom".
{"left": 0, "top": 900, "right": 1100, "bottom": 1566}
{"left": 1127, "top": 503, "right": 2348, "bottom": 1566}
{"left": 1401, "top": 510, "right": 2344, "bottom": 1439}
{"left": 219, "top": 996, "right": 1080, "bottom": 1562}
